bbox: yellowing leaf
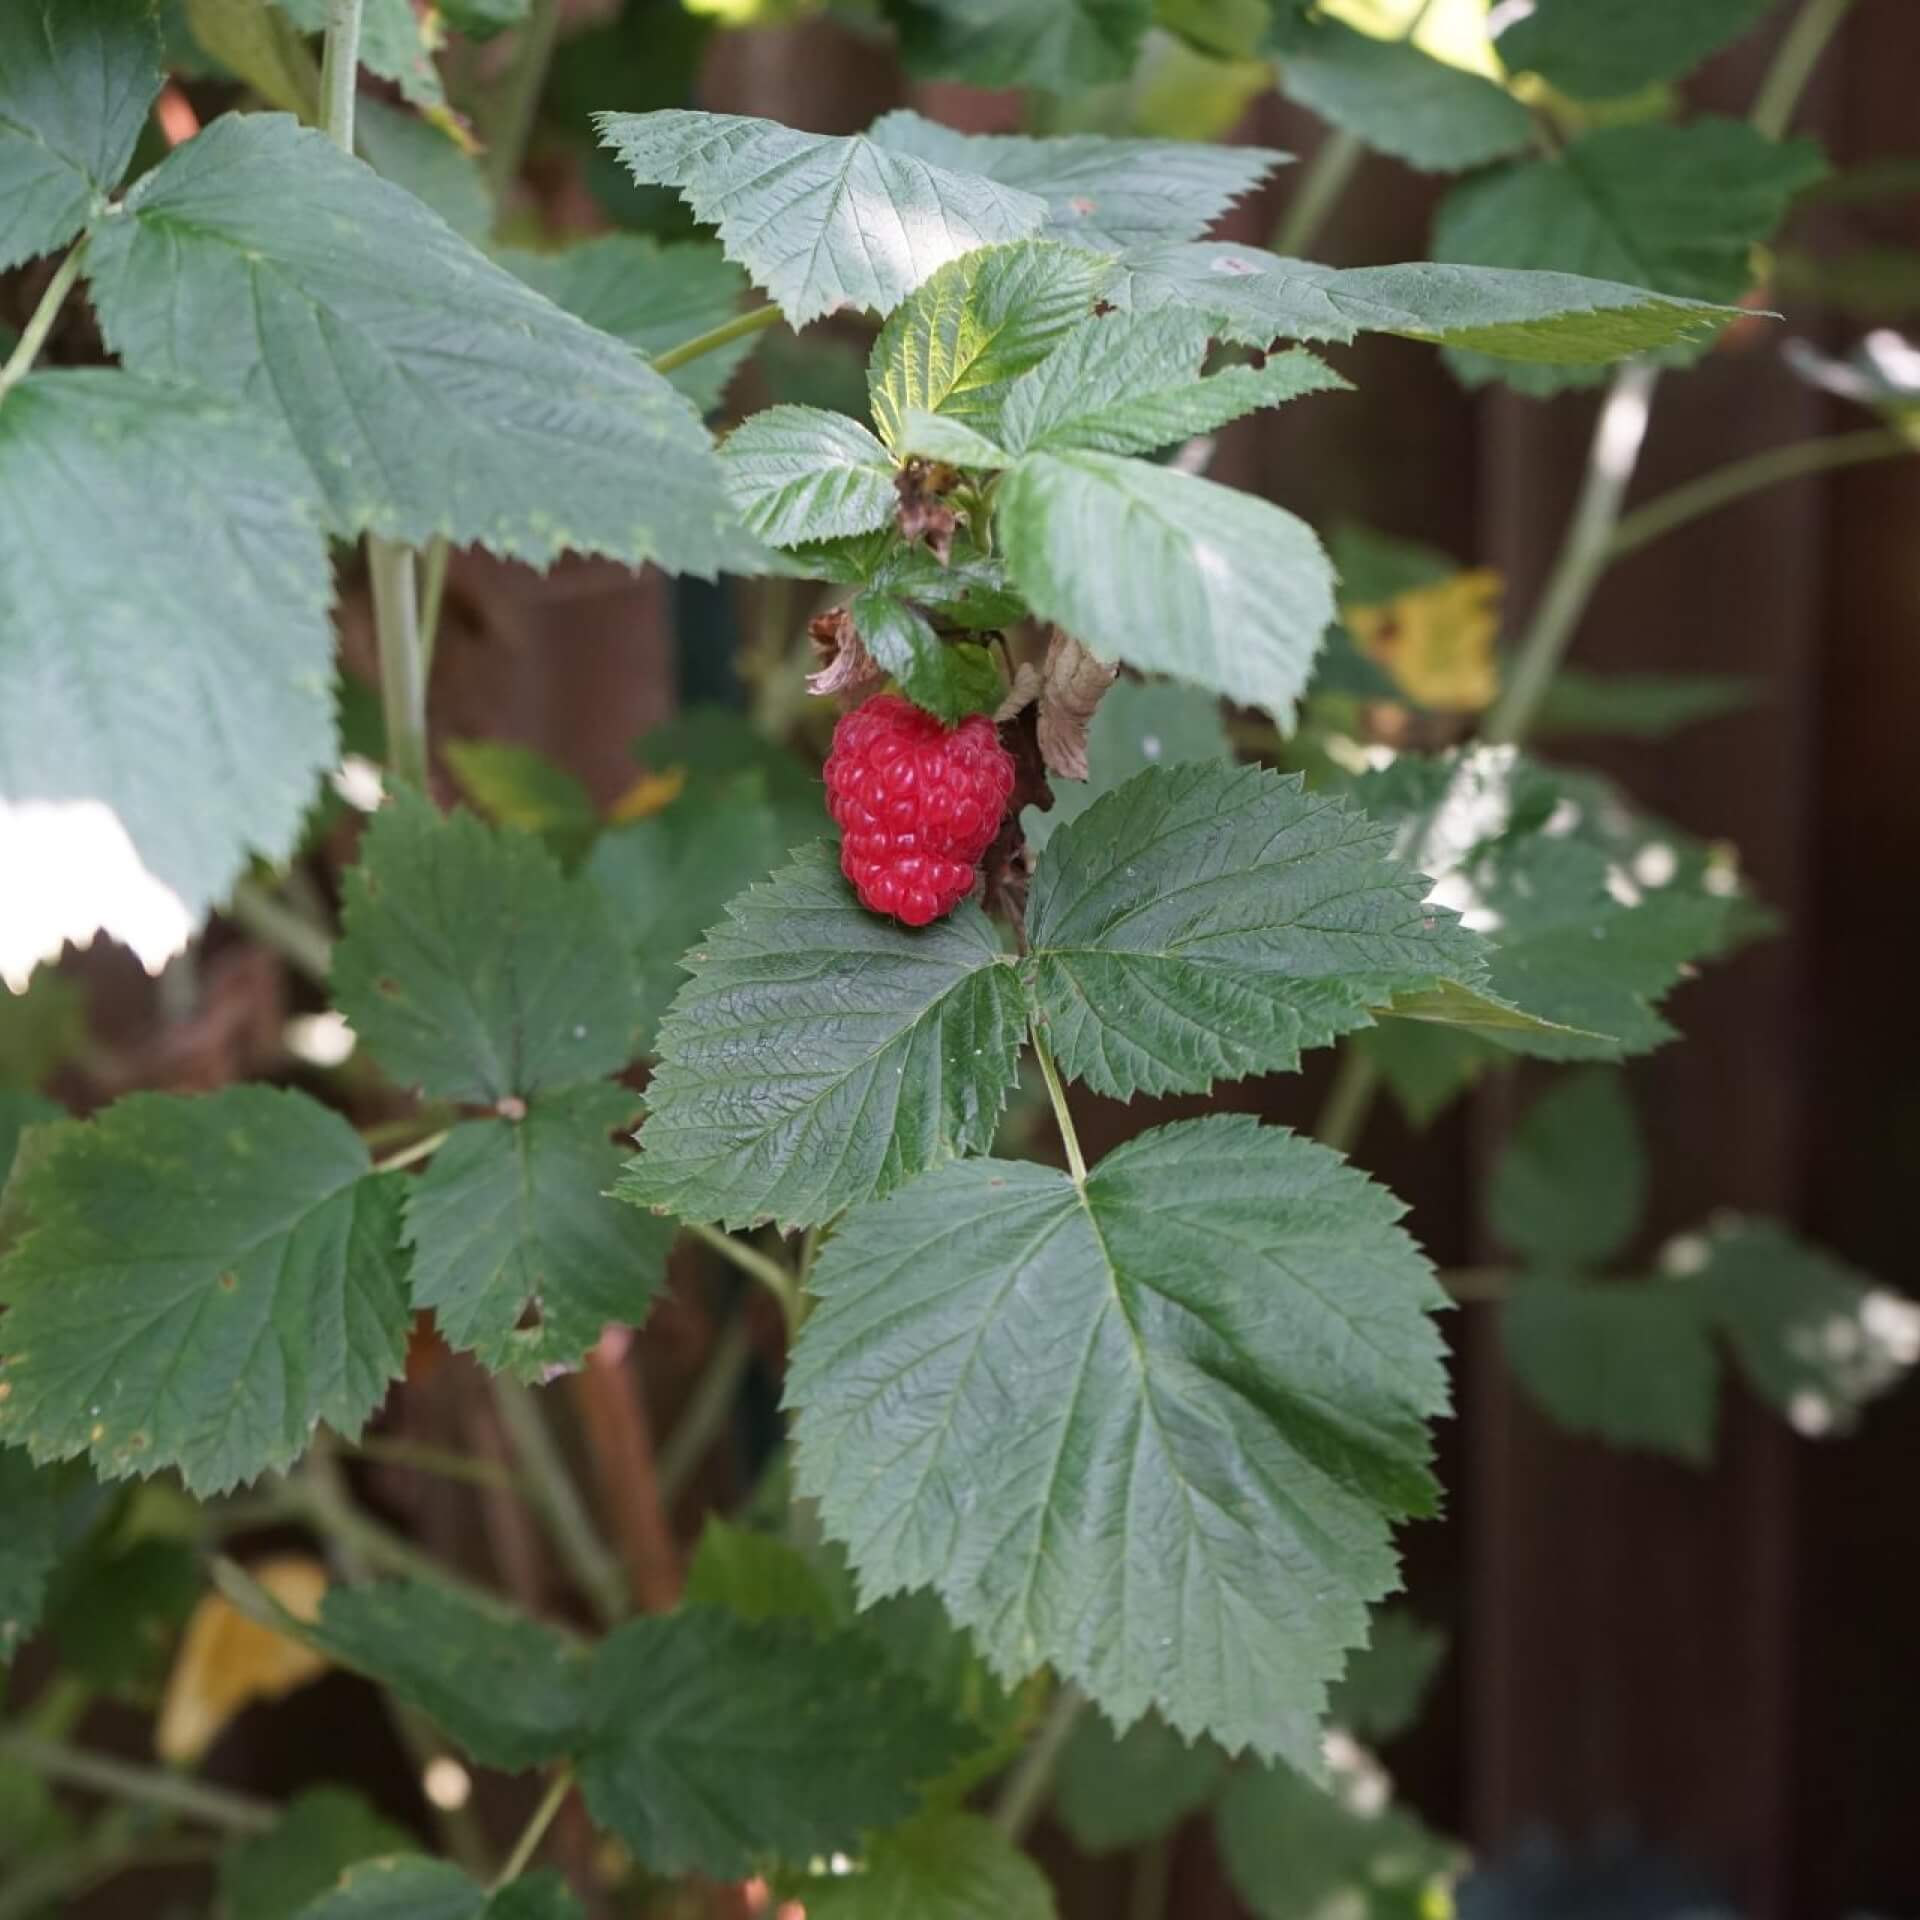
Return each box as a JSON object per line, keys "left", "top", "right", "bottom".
{"left": 1346, "top": 568, "right": 1503, "bottom": 713}
{"left": 156, "top": 1555, "right": 329, "bottom": 1763}
{"left": 607, "top": 768, "right": 688, "bottom": 824}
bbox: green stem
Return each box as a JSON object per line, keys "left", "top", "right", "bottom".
{"left": 1750, "top": 0, "right": 1855, "bottom": 139}
{"left": 226, "top": 877, "right": 333, "bottom": 984}
{"left": 319, "top": 0, "right": 364, "bottom": 154}
{"left": 1481, "top": 362, "right": 1659, "bottom": 745}
{"left": 0, "top": 243, "right": 88, "bottom": 404}
{"left": 0, "top": 1820, "right": 219, "bottom": 1920}
{"left": 1128, "top": 1834, "right": 1176, "bottom": 1920}
{"left": 683, "top": 1219, "right": 801, "bottom": 1328}
{"left": 490, "top": 1376, "right": 629, "bottom": 1628}
{"left": 418, "top": 537, "right": 451, "bottom": 679}
{"left": 1270, "top": 129, "right": 1364, "bottom": 259}
{"left": 990, "top": 1684, "right": 1085, "bottom": 1842}
{"left": 350, "top": 1433, "right": 528, "bottom": 1494}
{"left": 657, "top": 1312, "right": 755, "bottom": 1502}
{"left": 1029, "top": 1020, "right": 1088, "bottom": 1185}
{"left": 485, "top": 0, "right": 562, "bottom": 206}
{"left": 651, "top": 301, "right": 784, "bottom": 376}
{"left": 1609, "top": 427, "right": 1911, "bottom": 560}
{"left": 369, "top": 536, "right": 430, "bottom": 788}
{"left": 374, "top": 1125, "right": 451, "bottom": 1172}
{"left": 492, "top": 1767, "right": 573, "bottom": 1887}
{"left": 0, "top": 1733, "right": 275, "bottom": 1834}
{"left": 1314, "top": 1049, "right": 1381, "bottom": 1157}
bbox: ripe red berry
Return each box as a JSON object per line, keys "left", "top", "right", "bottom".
{"left": 824, "top": 694, "right": 1016, "bottom": 926}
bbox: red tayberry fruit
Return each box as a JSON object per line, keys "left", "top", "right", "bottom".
{"left": 824, "top": 694, "right": 1016, "bottom": 926}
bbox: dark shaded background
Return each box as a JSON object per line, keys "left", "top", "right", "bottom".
{"left": 9, "top": 2, "right": 1916, "bottom": 1914}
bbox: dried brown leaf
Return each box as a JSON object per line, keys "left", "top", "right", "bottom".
{"left": 1035, "top": 630, "right": 1118, "bottom": 781}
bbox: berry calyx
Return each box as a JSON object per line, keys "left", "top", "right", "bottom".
{"left": 824, "top": 694, "right": 1016, "bottom": 926}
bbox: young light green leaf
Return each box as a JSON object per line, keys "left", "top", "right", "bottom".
{"left": 995, "top": 312, "right": 1348, "bottom": 457}
{"left": 0, "top": 371, "right": 336, "bottom": 922}
{"left": 1056, "top": 1714, "right": 1229, "bottom": 1854}
{"left": 798, "top": 1812, "right": 1058, "bottom": 1920}
{"left": 1502, "top": 1276, "right": 1720, "bottom": 1463}
{"left": 891, "top": 411, "right": 1015, "bottom": 468}
{"left": 332, "top": 793, "right": 641, "bottom": 1105}
{"left": 868, "top": 111, "right": 1285, "bottom": 253}
{"left": 1491, "top": 1070, "right": 1648, "bottom": 1269}
{"left": 868, "top": 241, "right": 1110, "bottom": 447}
{"left": 1683, "top": 1218, "right": 1918, "bottom": 1437}
{"left": 0, "top": 1451, "right": 106, "bottom": 1666}
{"left": 219, "top": 1788, "right": 417, "bottom": 1920}
{"left": 891, "top": 0, "right": 1153, "bottom": 89}
{"left": 1109, "top": 243, "right": 1739, "bottom": 363}
{"left": 999, "top": 452, "right": 1335, "bottom": 721}
{"left": 1217, "top": 1761, "right": 1458, "bottom": 1920}
{"left": 1328, "top": 1608, "right": 1447, "bottom": 1745}
{"left": 355, "top": 96, "right": 489, "bottom": 242}
{"left": 789, "top": 1115, "right": 1451, "bottom": 1760}
{"left": 618, "top": 845, "right": 1023, "bottom": 1231}
{"left": 848, "top": 592, "right": 1003, "bottom": 724}
{"left": 86, "top": 114, "right": 750, "bottom": 575}
{"left": 0, "top": 1089, "right": 410, "bottom": 1495}
{"left": 300, "top": 1580, "right": 590, "bottom": 1772}
{"left": 0, "top": 0, "right": 161, "bottom": 270}
{"left": 1025, "top": 677, "right": 1230, "bottom": 855}
{"left": 1276, "top": 16, "right": 1533, "bottom": 173}
{"left": 499, "top": 235, "right": 754, "bottom": 412}
{"left": 583, "top": 777, "right": 791, "bottom": 1055}
{"left": 1494, "top": 0, "right": 1774, "bottom": 100}
{"left": 721, "top": 407, "right": 899, "bottom": 546}
{"left": 595, "top": 110, "right": 1051, "bottom": 327}
{"left": 1434, "top": 121, "right": 1825, "bottom": 392}
{"left": 1025, "top": 764, "right": 1489, "bottom": 1099}
{"left": 405, "top": 1087, "right": 671, "bottom": 1380}
{"left": 439, "top": 740, "right": 599, "bottom": 866}
{"left": 576, "top": 1609, "right": 970, "bottom": 1878}
{"left": 296, "top": 1859, "right": 583, "bottom": 1920}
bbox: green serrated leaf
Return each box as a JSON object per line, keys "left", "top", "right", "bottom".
{"left": 999, "top": 450, "right": 1334, "bottom": 721}
{"left": 869, "top": 241, "right": 1111, "bottom": 448}
{"left": 721, "top": 407, "right": 900, "bottom": 547}
{"left": 86, "top": 114, "right": 750, "bottom": 574}
{"left": 0, "top": 1450, "right": 107, "bottom": 1665}
{"left": 1109, "top": 243, "right": 1740, "bottom": 364}
{"left": 1217, "top": 1760, "right": 1458, "bottom": 1920}
{"left": 1684, "top": 1218, "right": 1917, "bottom": 1437}
{"left": 1276, "top": 17, "right": 1533, "bottom": 173}
{"left": 618, "top": 845, "right": 1023, "bottom": 1231}
{"left": 354, "top": 94, "right": 489, "bottom": 240}
{"left": 1494, "top": 0, "right": 1774, "bottom": 100}
{"left": 1491, "top": 1070, "right": 1648, "bottom": 1269}
{"left": 868, "top": 110, "right": 1284, "bottom": 253}
{"left": 892, "top": 0, "right": 1153, "bottom": 89}
{"left": 849, "top": 592, "right": 1004, "bottom": 724}
{"left": 1503, "top": 1276, "right": 1720, "bottom": 1463}
{"left": 439, "top": 740, "right": 598, "bottom": 866}
{"left": 48, "top": 1534, "right": 200, "bottom": 1697}
{"left": 1025, "top": 763, "right": 1489, "bottom": 1099}
{"left": 406, "top": 1087, "right": 671, "bottom": 1380}
{"left": 1328, "top": 1607, "right": 1446, "bottom": 1745}
{"left": 219, "top": 1788, "right": 417, "bottom": 1920}
{"left": 595, "top": 110, "right": 1051, "bottom": 327}
{"left": 685, "top": 1519, "right": 840, "bottom": 1632}
{"left": 332, "top": 792, "right": 640, "bottom": 1105}
{"left": 0, "top": 0, "right": 160, "bottom": 271}
{"left": 994, "top": 312, "right": 1348, "bottom": 456}
{"left": 1433, "top": 121, "right": 1825, "bottom": 393}
{"left": 789, "top": 1114, "right": 1450, "bottom": 1760}
{"left": 1056, "top": 1713, "right": 1229, "bottom": 1854}
{"left": 301, "top": 1580, "right": 590, "bottom": 1772}
{"left": 499, "top": 235, "right": 754, "bottom": 412}
{"left": 439, "top": 0, "right": 529, "bottom": 38}
{"left": 798, "top": 1811, "right": 1058, "bottom": 1919}
{"left": 576, "top": 1609, "right": 969, "bottom": 1879}
{"left": 295, "top": 1858, "right": 582, "bottom": 1920}
{"left": 0, "top": 1089, "right": 410, "bottom": 1495}
{"left": 0, "top": 371, "right": 336, "bottom": 920}
{"left": 1025, "top": 676, "right": 1229, "bottom": 855}
{"left": 0, "top": 1091, "right": 59, "bottom": 1184}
